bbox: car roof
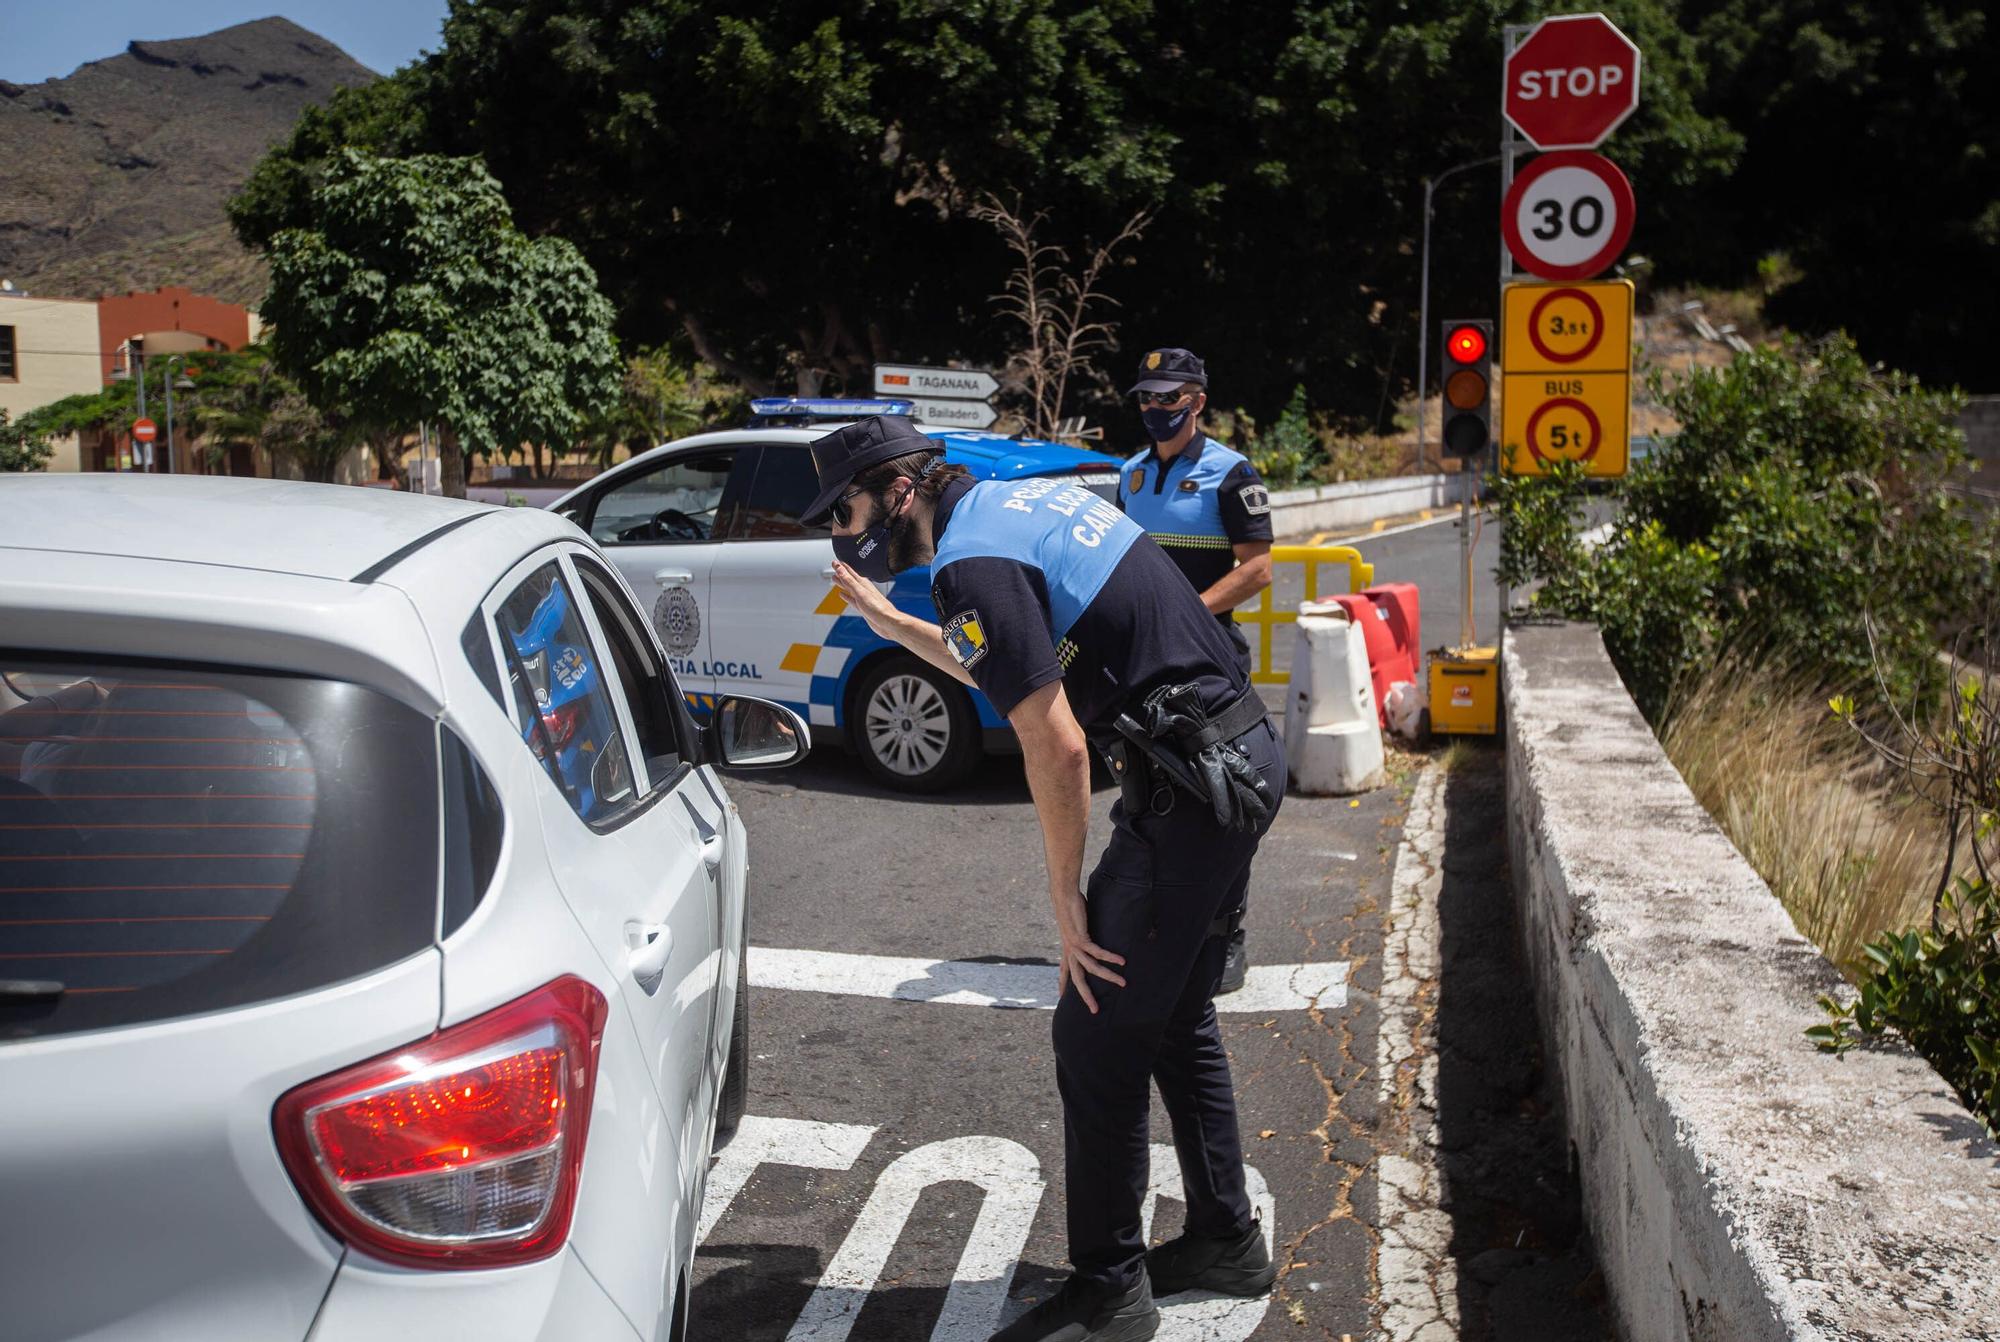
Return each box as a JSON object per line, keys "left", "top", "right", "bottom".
{"left": 0, "top": 473, "right": 509, "bottom": 582}
{"left": 548, "top": 424, "right": 1116, "bottom": 511}
{"left": 0, "top": 476, "right": 593, "bottom": 713}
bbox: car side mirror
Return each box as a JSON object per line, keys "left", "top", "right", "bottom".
{"left": 707, "top": 695, "right": 810, "bottom": 769}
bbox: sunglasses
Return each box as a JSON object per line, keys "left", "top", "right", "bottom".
{"left": 1136, "top": 389, "right": 1198, "bottom": 408}
{"left": 829, "top": 485, "right": 870, "bottom": 530}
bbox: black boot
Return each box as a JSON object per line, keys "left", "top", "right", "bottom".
{"left": 989, "top": 1274, "right": 1159, "bottom": 1342}
{"left": 1217, "top": 925, "right": 1249, "bottom": 995}
{"left": 1145, "top": 1219, "right": 1276, "bottom": 1297}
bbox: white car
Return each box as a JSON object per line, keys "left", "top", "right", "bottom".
{"left": 0, "top": 474, "right": 806, "bottom": 1342}
{"left": 548, "top": 410, "right": 1120, "bottom": 789}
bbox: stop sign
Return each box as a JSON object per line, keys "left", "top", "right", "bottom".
{"left": 1504, "top": 13, "right": 1642, "bottom": 150}
{"left": 131, "top": 417, "right": 157, "bottom": 443}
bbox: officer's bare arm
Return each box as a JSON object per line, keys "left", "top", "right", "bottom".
{"left": 1008, "top": 680, "right": 1125, "bottom": 1014}
{"left": 828, "top": 560, "right": 976, "bottom": 687}
{"left": 1200, "top": 541, "right": 1273, "bottom": 615}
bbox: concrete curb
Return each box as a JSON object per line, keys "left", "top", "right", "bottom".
{"left": 1266, "top": 473, "right": 1475, "bottom": 538}
{"left": 1502, "top": 622, "right": 2000, "bottom": 1342}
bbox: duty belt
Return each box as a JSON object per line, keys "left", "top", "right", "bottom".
{"left": 1097, "top": 683, "right": 1274, "bottom": 832}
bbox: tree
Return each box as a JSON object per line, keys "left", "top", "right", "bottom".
{"left": 241, "top": 1, "right": 1735, "bottom": 427}
{"left": 259, "top": 150, "right": 622, "bottom": 497}
{"left": 582, "top": 348, "right": 745, "bottom": 470}
{"left": 973, "top": 195, "right": 1149, "bottom": 439}
{"left": 1668, "top": 0, "right": 1999, "bottom": 389}
{"left": 183, "top": 345, "right": 355, "bottom": 484}
{"left": 0, "top": 409, "right": 53, "bottom": 472}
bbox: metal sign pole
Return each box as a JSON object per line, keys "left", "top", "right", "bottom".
{"left": 1490, "top": 22, "right": 1529, "bottom": 644}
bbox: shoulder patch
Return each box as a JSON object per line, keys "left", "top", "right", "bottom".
{"left": 1178, "top": 477, "right": 1200, "bottom": 493}
{"left": 1237, "top": 483, "right": 1271, "bottom": 515}
{"left": 1128, "top": 468, "right": 1145, "bottom": 494}
{"left": 943, "top": 610, "right": 989, "bottom": 669}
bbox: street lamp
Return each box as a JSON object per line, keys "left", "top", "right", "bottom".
{"left": 1417, "top": 155, "right": 1501, "bottom": 466}
{"left": 164, "top": 356, "right": 195, "bottom": 474}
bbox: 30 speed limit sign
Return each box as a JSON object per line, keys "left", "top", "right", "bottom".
{"left": 1501, "top": 150, "right": 1635, "bottom": 281}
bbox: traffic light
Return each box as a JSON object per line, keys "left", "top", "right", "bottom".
{"left": 1439, "top": 320, "right": 1493, "bottom": 457}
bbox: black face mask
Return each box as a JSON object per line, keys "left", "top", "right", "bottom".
{"left": 1141, "top": 403, "right": 1194, "bottom": 441}
{"left": 831, "top": 485, "right": 909, "bottom": 581}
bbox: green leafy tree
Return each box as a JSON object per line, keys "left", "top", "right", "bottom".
{"left": 183, "top": 345, "right": 357, "bottom": 484}
{"left": 1669, "top": 0, "right": 1998, "bottom": 388}
{"left": 582, "top": 347, "right": 745, "bottom": 470}
{"left": 260, "top": 150, "right": 622, "bottom": 497}
{"left": 239, "top": 1, "right": 1734, "bottom": 427}
{"left": 0, "top": 409, "right": 54, "bottom": 472}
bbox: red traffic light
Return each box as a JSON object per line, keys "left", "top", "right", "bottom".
{"left": 1446, "top": 325, "right": 1487, "bottom": 363}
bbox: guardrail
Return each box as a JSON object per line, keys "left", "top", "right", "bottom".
{"left": 1239, "top": 545, "right": 1374, "bottom": 686}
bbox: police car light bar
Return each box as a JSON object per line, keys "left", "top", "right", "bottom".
{"left": 748, "top": 397, "right": 916, "bottom": 419}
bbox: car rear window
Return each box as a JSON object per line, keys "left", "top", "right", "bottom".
{"left": 0, "top": 659, "right": 440, "bottom": 1042}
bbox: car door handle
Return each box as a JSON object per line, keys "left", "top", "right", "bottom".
{"left": 820, "top": 566, "right": 838, "bottom": 578}
{"left": 625, "top": 921, "right": 673, "bottom": 995}
{"left": 654, "top": 569, "right": 694, "bottom": 586}
{"left": 681, "top": 794, "right": 724, "bottom": 878}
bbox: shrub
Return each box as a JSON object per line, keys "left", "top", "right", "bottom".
{"left": 1497, "top": 333, "right": 1994, "bottom": 723}
{"left": 1, "top": 407, "right": 56, "bottom": 472}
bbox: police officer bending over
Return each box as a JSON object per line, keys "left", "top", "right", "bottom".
{"left": 804, "top": 414, "right": 1286, "bottom": 1342}
{"left": 1118, "top": 348, "right": 1274, "bottom": 995}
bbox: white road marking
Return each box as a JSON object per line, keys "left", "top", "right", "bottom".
{"left": 704, "top": 1119, "right": 1276, "bottom": 1340}
{"left": 786, "top": 1136, "right": 1044, "bottom": 1342}
{"left": 697, "top": 1114, "right": 875, "bottom": 1247}
{"left": 751, "top": 946, "right": 1349, "bottom": 1013}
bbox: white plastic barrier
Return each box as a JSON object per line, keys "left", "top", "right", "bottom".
{"left": 1282, "top": 599, "right": 1386, "bottom": 795}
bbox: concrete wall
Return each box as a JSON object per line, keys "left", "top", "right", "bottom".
{"left": 1265, "top": 470, "right": 1475, "bottom": 537}
{"left": 1503, "top": 621, "right": 2000, "bottom": 1342}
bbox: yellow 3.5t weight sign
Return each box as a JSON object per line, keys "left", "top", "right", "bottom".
{"left": 1499, "top": 279, "right": 1633, "bottom": 477}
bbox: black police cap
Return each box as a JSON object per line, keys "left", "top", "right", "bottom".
{"left": 799, "top": 414, "right": 939, "bottom": 526}
{"left": 1127, "top": 347, "right": 1208, "bottom": 395}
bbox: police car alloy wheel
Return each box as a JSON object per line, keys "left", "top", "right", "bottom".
{"left": 852, "top": 655, "right": 978, "bottom": 790}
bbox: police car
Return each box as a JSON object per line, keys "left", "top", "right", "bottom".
{"left": 548, "top": 398, "right": 1121, "bottom": 789}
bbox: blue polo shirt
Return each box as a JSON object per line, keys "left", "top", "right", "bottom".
{"left": 1116, "top": 435, "right": 1273, "bottom": 601}
{"left": 927, "top": 476, "right": 1245, "bottom": 730}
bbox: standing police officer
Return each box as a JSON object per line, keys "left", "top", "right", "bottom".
{"left": 803, "top": 413, "right": 1285, "bottom": 1342}
{"left": 1118, "top": 348, "right": 1273, "bottom": 994}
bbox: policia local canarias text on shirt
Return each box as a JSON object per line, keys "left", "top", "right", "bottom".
{"left": 925, "top": 470, "right": 1287, "bottom": 1299}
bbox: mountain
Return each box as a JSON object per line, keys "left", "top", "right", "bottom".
{"left": 0, "top": 16, "right": 375, "bottom": 305}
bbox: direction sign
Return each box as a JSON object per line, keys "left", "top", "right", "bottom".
{"left": 131, "top": 417, "right": 157, "bottom": 443}
{"left": 1500, "top": 278, "right": 1632, "bottom": 478}
{"left": 1501, "top": 150, "right": 1634, "bottom": 281}
{"left": 1504, "top": 12, "right": 1642, "bottom": 150}
{"left": 909, "top": 397, "right": 999, "bottom": 431}
{"left": 872, "top": 364, "right": 999, "bottom": 401}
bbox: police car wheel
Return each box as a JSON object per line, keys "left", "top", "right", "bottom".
{"left": 852, "top": 655, "right": 978, "bottom": 790}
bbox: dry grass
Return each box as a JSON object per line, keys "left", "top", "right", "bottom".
{"left": 1659, "top": 656, "right": 1945, "bottom": 973}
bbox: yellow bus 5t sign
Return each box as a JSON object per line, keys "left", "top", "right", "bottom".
{"left": 1499, "top": 278, "right": 1633, "bottom": 477}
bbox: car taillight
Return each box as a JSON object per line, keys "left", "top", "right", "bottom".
{"left": 273, "top": 976, "right": 608, "bottom": 1270}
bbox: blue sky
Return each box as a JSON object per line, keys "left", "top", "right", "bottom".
{"left": 2, "top": 2, "right": 454, "bottom": 83}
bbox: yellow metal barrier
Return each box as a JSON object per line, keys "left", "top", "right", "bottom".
{"left": 1239, "top": 545, "right": 1375, "bottom": 685}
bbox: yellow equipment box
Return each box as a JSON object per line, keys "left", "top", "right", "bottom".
{"left": 1429, "top": 647, "right": 1499, "bottom": 736}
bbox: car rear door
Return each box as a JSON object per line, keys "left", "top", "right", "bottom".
{"left": 478, "top": 550, "right": 725, "bottom": 1327}
{"left": 576, "top": 446, "right": 747, "bottom": 712}
{"left": 703, "top": 442, "right": 855, "bottom": 730}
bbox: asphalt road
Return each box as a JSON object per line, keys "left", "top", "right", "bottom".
{"left": 688, "top": 511, "right": 1486, "bottom": 1339}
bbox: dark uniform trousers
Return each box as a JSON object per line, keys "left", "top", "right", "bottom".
{"left": 1053, "top": 718, "right": 1287, "bottom": 1290}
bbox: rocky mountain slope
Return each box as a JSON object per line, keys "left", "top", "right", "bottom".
{"left": 0, "top": 16, "right": 373, "bottom": 303}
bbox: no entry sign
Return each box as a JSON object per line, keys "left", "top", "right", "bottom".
{"left": 130, "top": 417, "right": 157, "bottom": 443}
{"left": 1504, "top": 13, "right": 1642, "bottom": 150}
{"left": 1501, "top": 150, "right": 1634, "bottom": 281}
